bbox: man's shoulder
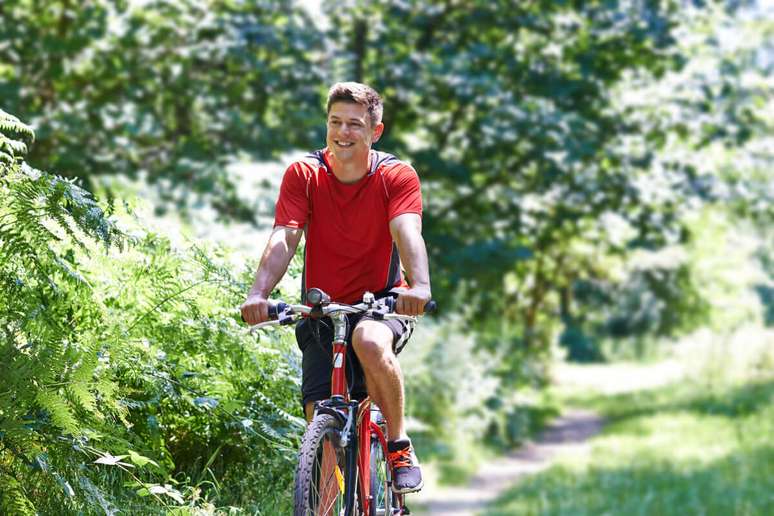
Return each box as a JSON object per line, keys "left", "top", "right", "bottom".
{"left": 372, "top": 150, "right": 415, "bottom": 177}
{"left": 287, "top": 149, "right": 328, "bottom": 173}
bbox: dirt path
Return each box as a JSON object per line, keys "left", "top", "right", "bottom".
{"left": 411, "top": 359, "right": 689, "bottom": 515}
{"left": 412, "top": 408, "right": 605, "bottom": 516}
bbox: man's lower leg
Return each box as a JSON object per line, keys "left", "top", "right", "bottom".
{"left": 353, "top": 322, "right": 423, "bottom": 493}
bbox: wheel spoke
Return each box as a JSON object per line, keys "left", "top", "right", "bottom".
{"left": 295, "top": 414, "right": 352, "bottom": 516}
{"left": 310, "top": 432, "right": 345, "bottom": 515}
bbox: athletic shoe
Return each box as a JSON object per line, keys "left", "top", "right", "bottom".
{"left": 387, "top": 439, "right": 423, "bottom": 493}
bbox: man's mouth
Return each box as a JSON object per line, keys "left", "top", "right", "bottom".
{"left": 334, "top": 140, "right": 354, "bottom": 148}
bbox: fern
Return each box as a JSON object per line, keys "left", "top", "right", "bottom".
{"left": 1, "top": 108, "right": 304, "bottom": 513}
{"left": 0, "top": 110, "right": 131, "bottom": 514}
{"left": 0, "top": 473, "right": 36, "bottom": 515}
{"left": 0, "top": 108, "right": 34, "bottom": 167}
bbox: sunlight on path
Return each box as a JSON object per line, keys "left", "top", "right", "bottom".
{"left": 412, "top": 409, "right": 604, "bottom": 516}
{"left": 552, "top": 359, "right": 687, "bottom": 395}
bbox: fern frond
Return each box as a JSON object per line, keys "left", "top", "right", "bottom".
{"left": 35, "top": 389, "right": 79, "bottom": 435}
{"left": 0, "top": 472, "right": 36, "bottom": 516}
{"left": 0, "top": 109, "right": 34, "bottom": 163}
{"left": 0, "top": 108, "right": 35, "bottom": 144}
{"left": 0, "top": 137, "right": 27, "bottom": 157}
{"left": 0, "top": 150, "right": 15, "bottom": 165}
{"left": 68, "top": 346, "right": 99, "bottom": 414}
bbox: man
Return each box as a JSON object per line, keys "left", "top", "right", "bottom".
{"left": 240, "top": 82, "right": 431, "bottom": 494}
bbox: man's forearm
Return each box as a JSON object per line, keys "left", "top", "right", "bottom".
{"left": 249, "top": 227, "right": 303, "bottom": 297}
{"left": 390, "top": 214, "right": 431, "bottom": 289}
{"left": 398, "top": 232, "right": 430, "bottom": 289}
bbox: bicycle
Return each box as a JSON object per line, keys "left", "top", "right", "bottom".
{"left": 247, "top": 287, "right": 435, "bottom": 516}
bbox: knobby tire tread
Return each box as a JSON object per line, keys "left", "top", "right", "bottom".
{"left": 294, "top": 413, "right": 350, "bottom": 516}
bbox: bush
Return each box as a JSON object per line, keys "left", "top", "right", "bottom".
{"left": 0, "top": 110, "right": 304, "bottom": 514}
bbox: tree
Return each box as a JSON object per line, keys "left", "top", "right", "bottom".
{"left": 0, "top": 0, "right": 325, "bottom": 220}
{"left": 325, "top": 0, "right": 698, "bottom": 349}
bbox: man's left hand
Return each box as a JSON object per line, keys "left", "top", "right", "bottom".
{"left": 395, "top": 286, "right": 432, "bottom": 316}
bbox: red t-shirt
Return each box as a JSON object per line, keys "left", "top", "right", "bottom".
{"left": 274, "top": 148, "right": 423, "bottom": 304}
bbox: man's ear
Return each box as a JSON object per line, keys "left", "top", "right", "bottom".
{"left": 372, "top": 122, "right": 385, "bottom": 143}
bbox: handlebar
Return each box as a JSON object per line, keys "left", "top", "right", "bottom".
{"left": 243, "top": 291, "right": 436, "bottom": 333}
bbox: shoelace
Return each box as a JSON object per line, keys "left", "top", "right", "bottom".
{"left": 388, "top": 447, "right": 413, "bottom": 469}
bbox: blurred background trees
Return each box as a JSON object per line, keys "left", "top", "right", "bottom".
{"left": 1, "top": 0, "right": 771, "bottom": 512}
{"left": 0, "top": 0, "right": 325, "bottom": 220}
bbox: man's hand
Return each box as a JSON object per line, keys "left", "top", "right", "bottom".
{"left": 241, "top": 293, "right": 271, "bottom": 325}
{"left": 395, "top": 286, "right": 432, "bottom": 316}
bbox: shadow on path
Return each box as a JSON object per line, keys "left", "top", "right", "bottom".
{"left": 412, "top": 409, "right": 604, "bottom": 516}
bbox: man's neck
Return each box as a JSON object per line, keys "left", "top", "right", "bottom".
{"left": 329, "top": 150, "right": 371, "bottom": 184}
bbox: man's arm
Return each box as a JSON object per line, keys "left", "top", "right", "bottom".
{"left": 389, "top": 213, "right": 432, "bottom": 315}
{"left": 241, "top": 226, "right": 303, "bottom": 324}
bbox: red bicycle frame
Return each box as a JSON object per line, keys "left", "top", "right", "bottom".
{"left": 325, "top": 313, "right": 392, "bottom": 516}
{"left": 249, "top": 292, "right": 423, "bottom": 515}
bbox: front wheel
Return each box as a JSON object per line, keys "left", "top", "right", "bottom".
{"left": 294, "top": 413, "right": 356, "bottom": 515}
{"left": 370, "top": 436, "right": 397, "bottom": 516}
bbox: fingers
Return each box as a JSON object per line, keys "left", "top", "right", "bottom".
{"left": 395, "top": 290, "right": 431, "bottom": 316}
{"left": 241, "top": 295, "right": 269, "bottom": 325}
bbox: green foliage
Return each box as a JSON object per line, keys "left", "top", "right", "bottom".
{"left": 1, "top": 0, "right": 771, "bottom": 508}
{"left": 0, "top": 0, "right": 326, "bottom": 219}
{"left": 1, "top": 117, "right": 127, "bottom": 513}
{"left": 0, "top": 113, "right": 304, "bottom": 513}
{"left": 561, "top": 261, "right": 711, "bottom": 361}
{"left": 0, "top": 108, "right": 34, "bottom": 164}
{"left": 321, "top": 0, "right": 734, "bottom": 353}
{"left": 488, "top": 339, "right": 774, "bottom": 515}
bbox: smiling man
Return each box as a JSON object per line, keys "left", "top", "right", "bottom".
{"left": 241, "top": 82, "right": 432, "bottom": 494}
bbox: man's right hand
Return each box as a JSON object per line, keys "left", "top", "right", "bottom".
{"left": 241, "top": 294, "right": 271, "bottom": 325}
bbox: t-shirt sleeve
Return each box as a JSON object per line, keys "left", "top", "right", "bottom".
{"left": 274, "top": 163, "right": 309, "bottom": 229}
{"left": 386, "top": 164, "right": 423, "bottom": 220}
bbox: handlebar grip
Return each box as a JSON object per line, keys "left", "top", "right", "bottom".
{"left": 382, "top": 297, "right": 436, "bottom": 314}
{"left": 382, "top": 296, "right": 397, "bottom": 313}
{"left": 267, "top": 302, "right": 289, "bottom": 320}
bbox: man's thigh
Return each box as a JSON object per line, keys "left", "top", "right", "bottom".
{"left": 352, "top": 316, "right": 414, "bottom": 355}
{"left": 352, "top": 319, "right": 394, "bottom": 350}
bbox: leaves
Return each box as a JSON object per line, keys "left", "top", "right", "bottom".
{"left": 127, "top": 450, "right": 160, "bottom": 469}
{"left": 138, "top": 483, "right": 185, "bottom": 504}
{"left": 93, "top": 454, "right": 133, "bottom": 468}
{"left": 0, "top": 0, "right": 326, "bottom": 218}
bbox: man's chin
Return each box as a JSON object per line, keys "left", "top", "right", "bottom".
{"left": 331, "top": 148, "right": 357, "bottom": 161}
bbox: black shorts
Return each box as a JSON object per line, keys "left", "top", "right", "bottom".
{"left": 295, "top": 312, "right": 414, "bottom": 408}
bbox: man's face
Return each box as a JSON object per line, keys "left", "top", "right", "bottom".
{"left": 326, "top": 101, "right": 383, "bottom": 164}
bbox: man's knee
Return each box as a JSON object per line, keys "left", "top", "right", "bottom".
{"left": 304, "top": 402, "right": 315, "bottom": 423}
{"left": 352, "top": 321, "right": 393, "bottom": 365}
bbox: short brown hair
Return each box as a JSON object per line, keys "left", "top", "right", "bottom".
{"left": 326, "top": 82, "right": 383, "bottom": 127}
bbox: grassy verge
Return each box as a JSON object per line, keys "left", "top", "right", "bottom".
{"left": 484, "top": 338, "right": 774, "bottom": 516}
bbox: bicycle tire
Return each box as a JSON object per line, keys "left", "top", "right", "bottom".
{"left": 369, "top": 436, "right": 396, "bottom": 516}
{"left": 294, "top": 413, "right": 356, "bottom": 516}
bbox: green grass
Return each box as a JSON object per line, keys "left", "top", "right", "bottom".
{"left": 484, "top": 375, "right": 774, "bottom": 516}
